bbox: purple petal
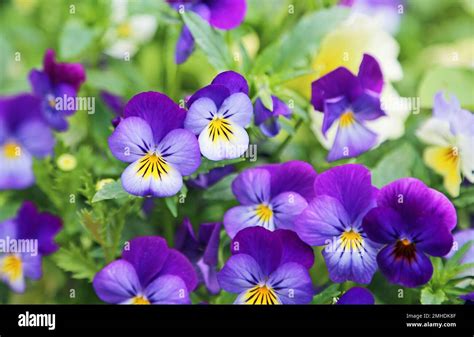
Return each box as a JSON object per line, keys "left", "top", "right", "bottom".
{"left": 93, "top": 260, "right": 141, "bottom": 303}
{"left": 157, "top": 129, "right": 201, "bottom": 176}
{"left": 160, "top": 249, "right": 198, "bottom": 291}
{"left": 313, "top": 164, "right": 377, "bottom": 223}
{"left": 274, "top": 229, "right": 314, "bottom": 269}
{"left": 43, "top": 49, "right": 85, "bottom": 91}
{"left": 211, "top": 71, "right": 249, "bottom": 95}
{"left": 197, "top": 259, "right": 220, "bottom": 294}
{"left": 199, "top": 222, "right": 221, "bottom": 267}
{"left": 108, "top": 117, "right": 155, "bottom": 162}
{"left": 377, "top": 243, "right": 433, "bottom": 287}
{"left": 187, "top": 165, "right": 235, "bottom": 189}
{"left": 357, "top": 54, "right": 384, "bottom": 94}
{"left": 175, "top": 218, "right": 200, "bottom": 263}
{"left": 254, "top": 96, "right": 291, "bottom": 138}
{"left": 0, "top": 94, "right": 44, "bottom": 134}
{"left": 218, "top": 93, "right": 253, "bottom": 127}
{"left": 122, "top": 236, "right": 169, "bottom": 287}
{"left": 100, "top": 90, "right": 125, "bottom": 117}
{"left": 270, "top": 192, "right": 308, "bottom": 231}
{"left": 231, "top": 226, "right": 282, "bottom": 276}
{"left": 262, "top": 160, "right": 318, "bottom": 201}
{"left": 0, "top": 219, "right": 17, "bottom": 240}
{"left": 28, "top": 70, "right": 52, "bottom": 97}
{"left": 0, "top": 149, "right": 34, "bottom": 190}
{"left": 337, "top": 287, "right": 374, "bottom": 305}
{"left": 144, "top": 275, "right": 191, "bottom": 304}
{"left": 124, "top": 92, "right": 187, "bottom": 144}
{"left": 223, "top": 205, "right": 263, "bottom": 238}
{"left": 187, "top": 84, "right": 230, "bottom": 109}
{"left": 412, "top": 218, "right": 454, "bottom": 257}
{"left": 231, "top": 168, "right": 271, "bottom": 205}
{"left": 295, "top": 195, "right": 351, "bottom": 246}
{"left": 352, "top": 92, "right": 385, "bottom": 121}
{"left": 184, "top": 97, "right": 217, "bottom": 135}
{"left": 16, "top": 119, "right": 55, "bottom": 158}
{"left": 311, "top": 67, "right": 360, "bottom": 112}
{"left": 21, "top": 253, "right": 42, "bottom": 280}
{"left": 175, "top": 25, "right": 196, "bottom": 64}
{"left": 267, "top": 263, "right": 314, "bottom": 304}
{"left": 362, "top": 206, "right": 405, "bottom": 244}
{"left": 327, "top": 118, "right": 377, "bottom": 162}
{"left": 206, "top": 0, "right": 246, "bottom": 29}
{"left": 322, "top": 96, "right": 350, "bottom": 136}
{"left": 217, "top": 254, "right": 264, "bottom": 293}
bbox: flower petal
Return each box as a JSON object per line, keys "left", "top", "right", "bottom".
{"left": 357, "top": 54, "right": 384, "bottom": 94}
{"left": 211, "top": 71, "right": 249, "bottom": 95}
{"left": 175, "top": 25, "right": 195, "bottom": 64}
{"left": 267, "top": 263, "right": 314, "bottom": 304}
{"left": 337, "top": 287, "right": 374, "bottom": 305}
{"left": 217, "top": 93, "right": 253, "bottom": 127}
{"left": 231, "top": 168, "right": 271, "bottom": 205}
{"left": 223, "top": 205, "right": 268, "bottom": 238}
{"left": 15, "top": 119, "right": 55, "bottom": 158}
{"left": 157, "top": 129, "right": 201, "bottom": 176}
{"left": 184, "top": 97, "right": 218, "bottom": 135}
{"left": 187, "top": 84, "right": 230, "bottom": 109}
{"left": 273, "top": 229, "right": 314, "bottom": 269}
{"left": 159, "top": 249, "right": 198, "bottom": 291}
{"left": 93, "top": 260, "right": 141, "bottom": 303}
{"left": 206, "top": 0, "right": 246, "bottom": 30}
{"left": 0, "top": 147, "right": 34, "bottom": 190}
{"left": 217, "top": 254, "right": 264, "bottom": 294}
{"left": 144, "top": 275, "right": 190, "bottom": 304}
{"left": 270, "top": 192, "right": 307, "bottom": 231}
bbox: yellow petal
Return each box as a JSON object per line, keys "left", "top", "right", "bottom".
{"left": 424, "top": 146, "right": 461, "bottom": 197}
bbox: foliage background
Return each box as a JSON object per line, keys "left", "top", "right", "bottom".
{"left": 0, "top": 0, "right": 472, "bottom": 304}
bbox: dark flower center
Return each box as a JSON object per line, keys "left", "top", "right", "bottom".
{"left": 393, "top": 238, "right": 416, "bottom": 261}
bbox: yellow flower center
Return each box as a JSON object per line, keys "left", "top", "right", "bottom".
{"left": 1, "top": 255, "right": 23, "bottom": 281}
{"left": 117, "top": 22, "right": 132, "bottom": 38}
{"left": 243, "top": 285, "right": 279, "bottom": 305}
{"left": 208, "top": 117, "right": 234, "bottom": 143}
{"left": 340, "top": 229, "right": 363, "bottom": 251}
{"left": 3, "top": 142, "right": 21, "bottom": 159}
{"left": 136, "top": 153, "right": 170, "bottom": 180}
{"left": 131, "top": 296, "right": 150, "bottom": 305}
{"left": 255, "top": 204, "right": 273, "bottom": 223}
{"left": 339, "top": 111, "right": 355, "bottom": 128}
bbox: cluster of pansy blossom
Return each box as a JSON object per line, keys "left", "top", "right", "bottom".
{"left": 167, "top": 0, "right": 247, "bottom": 64}
{"left": 416, "top": 91, "right": 474, "bottom": 197}
{"left": 0, "top": 49, "right": 86, "bottom": 190}
{"left": 0, "top": 202, "right": 62, "bottom": 292}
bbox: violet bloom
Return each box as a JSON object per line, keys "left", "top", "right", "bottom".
{"left": 100, "top": 90, "right": 126, "bottom": 127}
{"left": 295, "top": 164, "right": 380, "bottom": 284}
{"left": 108, "top": 92, "right": 201, "bottom": 197}
{"left": 0, "top": 201, "right": 62, "bottom": 292}
{"left": 28, "top": 49, "right": 86, "bottom": 131}
{"left": 363, "top": 178, "right": 456, "bottom": 287}
{"left": 184, "top": 71, "right": 253, "bottom": 161}
{"left": 175, "top": 218, "right": 221, "bottom": 294}
{"left": 187, "top": 165, "right": 235, "bottom": 189}
{"left": 337, "top": 287, "right": 375, "bottom": 305}
{"left": 93, "top": 236, "right": 197, "bottom": 304}
{"left": 224, "top": 160, "right": 317, "bottom": 238}
{"left": 168, "top": 0, "right": 247, "bottom": 64}
{"left": 311, "top": 54, "right": 385, "bottom": 162}
{"left": 0, "top": 94, "right": 55, "bottom": 190}
{"left": 217, "top": 227, "right": 314, "bottom": 304}
{"left": 254, "top": 96, "right": 292, "bottom": 137}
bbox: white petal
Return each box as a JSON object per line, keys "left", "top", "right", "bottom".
{"left": 198, "top": 121, "right": 249, "bottom": 161}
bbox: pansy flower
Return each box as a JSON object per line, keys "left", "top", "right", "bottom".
{"left": 184, "top": 71, "right": 253, "bottom": 161}
{"left": 311, "top": 54, "right": 386, "bottom": 162}
{"left": 0, "top": 94, "right": 55, "bottom": 190}
{"left": 295, "top": 164, "right": 380, "bottom": 284}
{"left": 336, "top": 286, "right": 375, "bottom": 305}
{"left": 167, "top": 0, "right": 247, "bottom": 64}
{"left": 103, "top": 0, "right": 158, "bottom": 59}
{"left": 416, "top": 91, "right": 474, "bottom": 197}
{"left": 28, "top": 49, "right": 86, "bottom": 131}
{"left": 224, "top": 160, "right": 317, "bottom": 238}
{"left": 217, "top": 227, "right": 314, "bottom": 304}
{"left": 363, "top": 178, "right": 456, "bottom": 287}
{"left": 175, "top": 219, "right": 221, "bottom": 294}
{"left": 93, "top": 236, "right": 197, "bottom": 304}
{"left": 254, "top": 96, "right": 292, "bottom": 137}
{"left": 187, "top": 165, "right": 235, "bottom": 189}
{"left": 0, "top": 201, "right": 62, "bottom": 292}
{"left": 108, "top": 92, "right": 201, "bottom": 197}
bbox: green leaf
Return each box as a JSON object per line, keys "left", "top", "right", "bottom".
{"left": 164, "top": 196, "right": 178, "bottom": 218}
{"left": 92, "top": 180, "right": 129, "bottom": 203}
{"left": 194, "top": 157, "right": 245, "bottom": 176}
{"left": 273, "top": 7, "right": 349, "bottom": 70}
{"left": 52, "top": 245, "right": 100, "bottom": 281}
{"left": 181, "top": 11, "right": 233, "bottom": 71}
{"left": 420, "top": 288, "right": 447, "bottom": 304}
{"left": 202, "top": 173, "right": 238, "bottom": 201}
{"left": 312, "top": 284, "right": 340, "bottom": 304}
{"left": 372, "top": 143, "right": 417, "bottom": 188}
{"left": 444, "top": 241, "right": 473, "bottom": 272}
{"left": 418, "top": 67, "right": 474, "bottom": 110}
{"left": 59, "top": 19, "right": 95, "bottom": 59}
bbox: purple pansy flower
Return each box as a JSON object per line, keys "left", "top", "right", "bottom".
{"left": 224, "top": 160, "right": 317, "bottom": 238}
{"left": 254, "top": 96, "right": 292, "bottom": 137}
{"left": 100, "top": 90, "right": 126, "bottom": 127}
{"left": 93, "top": 236, "right": 197, "bottom": 304}
{"left": 168, "top": 0, "right": 247, "bottom": 64}
{"left": 28, "top": 49, "right": 86, "bottom": 131}
{"left": 0, "top": 201, "right": 62, "bottom": 293}
{"left": 311, "top": 54, "right": 385, "bottom": 162}
{"left": 295, "top": 164, "right": 380, "bottom": 284}
{"left": 217, "top": 227, "right": 314, "bottom": 304}
{"left": 108, "top": 92, "right": 201, "bottom": 197}
{"left": 184, "top": 71, "right": 253, "bottom": 161}
{"left": 0, "top": 94, "right": 55, "bottom": 190}
{"left": 175, "top": 218, "right": 221, "bottom": 294}
{"left": 363, "top": 178, "right": 456, "bottom": 287}
{"left": 187, "top": 165, "right": 235, "bottom": 189}
{"left": 337, "top": 287, "right": 375, "bottom": 305}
